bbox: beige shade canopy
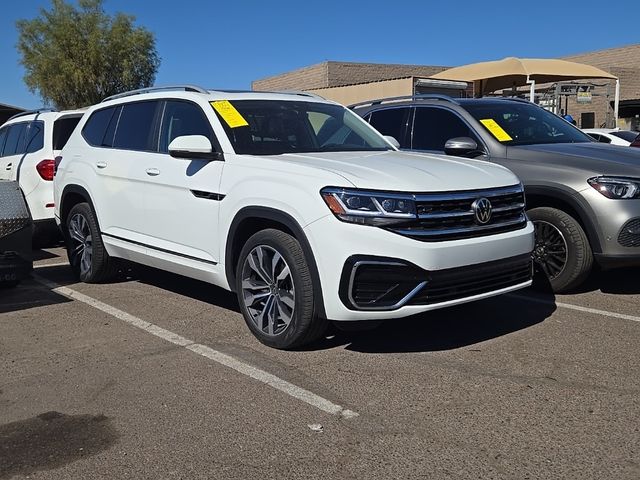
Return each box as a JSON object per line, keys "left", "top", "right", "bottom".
{"left": 430, "top": 57, "right": 617, "bottom": 93}
{"left": 430, "top": 57, "right": 620, "bottom": 123}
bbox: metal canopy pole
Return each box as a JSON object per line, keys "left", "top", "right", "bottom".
{"left": 614, "top": 78, "right": 620, "bottom": 127}
{"left": 527, "top": 75, "right": 536, "bottom": 102}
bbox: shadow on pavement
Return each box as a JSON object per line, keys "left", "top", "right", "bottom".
{"left": 573, "top": 267, "right": 640, "bottom": 295}
{"left": 307, "top": 290, "right": 556, "bottom": 354}
{"left": 0, "top": 411, "right": 118, "bottom": 479}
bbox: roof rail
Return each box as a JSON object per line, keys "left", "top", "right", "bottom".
{"left": 348, "top": 94, "right": 459, "bottom": 110}
{"left": 269, "top": 90, "right": 326, "bottom": 100}
{"left": 101, "top": 85, "right": 209, "bottom": 103}
{"left": 7, "top": 108, "right": 58, "bottom": 122}
{"left": 494, "top": 96, "right": 533, "bottom": 104}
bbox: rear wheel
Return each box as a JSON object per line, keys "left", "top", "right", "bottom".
{"left": 65, "top": 203, "right": 118, "bottom": 283}
{"left": 236, "top": 229, "right": 327, "bottom": 349}
{"left": 528, "top": 207, "right": 593, "bottom": 293}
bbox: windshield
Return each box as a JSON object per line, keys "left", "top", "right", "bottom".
{"left": 464, "top": 102, "right": 594, "bottom": 146}
{"left": 212, "top": 100, "right": 393, "bottom": 155}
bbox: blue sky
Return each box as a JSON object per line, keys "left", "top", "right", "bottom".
{"left": 1, "top": 0, "right": 637, "bottom": 109}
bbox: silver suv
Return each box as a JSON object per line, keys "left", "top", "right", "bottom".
{"left": 354, "top": 96, "right": 640, "bottom": 292}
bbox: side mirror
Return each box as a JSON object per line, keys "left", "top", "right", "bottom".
{"left": 444, "top": 137, "right": 481, "bottom": 157}
{"left": 168, "top": 135, "right": 222, "bottom": 161}
{"left": 383, "top": 135, "right": 401, "bottom": 149}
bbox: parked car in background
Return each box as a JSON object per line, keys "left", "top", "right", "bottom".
{"left": 0, "top": 109, "right": 84, "bottom": 245}
{"left": 353, "top": 95, "right": 640, "bottom": 292}
{"left": 55, "top": 85, "right": 534, "bottom": 349}
{"left": 0, "top": 181, "right": 33, "bottom": 287}
{"left": 583, "top": 128, "right": 639, "bottom": 146}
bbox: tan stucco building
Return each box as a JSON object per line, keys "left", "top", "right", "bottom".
{"left": 252, "top": 44, "right": 640, "bottom": 130}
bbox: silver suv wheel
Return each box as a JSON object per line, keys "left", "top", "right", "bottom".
{"left": 240, "top": 245, "right": 295, "bottom": 336}
{"left": 68, "top": 212, "right": 93, "bottom": 277}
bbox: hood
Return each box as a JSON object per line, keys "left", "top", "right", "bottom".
{"left": 510, "top": 143, "right": 640, "bottom": 177}
{"left": 263, "top": 150, "right": 519, "bottom": 192}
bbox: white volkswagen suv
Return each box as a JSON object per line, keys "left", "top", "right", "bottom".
{"left": 54, "top": 86, "right": 534, "bottom": 349}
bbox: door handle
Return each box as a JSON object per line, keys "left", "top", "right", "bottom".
{"left": 5, "top": 163, "right": 12, "bottom": 170}
{"left": 145, "top": 168, "right": 160, "bottom": 176}
{"left": 96, "top": 161, "right": 107, "bottom": 169}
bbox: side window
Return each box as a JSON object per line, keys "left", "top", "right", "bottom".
{"left": 113, "top": 101, "right": 159, "bottom": 151}
{"left": 53, "top": 116, "right": 82, "bottom": 150}
{"left": 3, "top": 123, "right": 28, "bottom": 156}
{"left": 0, "top": 127, "right": 8, "bottom": 156}
{"left": 159, "top": 101, "right": 214, "bottom": 153}
{"left": 82, "top": 107, "right": 117, "bottom": 147}
{"left": 368, "top": 108, "right": 409, "bottom": 147}
{"left": 25, "top": 121, "right": 45, "bottom": 153}
{"left": 412, "top": 108, "right": 481, "bottom": 151}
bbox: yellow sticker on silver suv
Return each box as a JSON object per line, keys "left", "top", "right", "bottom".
{"left": 479, "top": 119, "right": 513, "bottom": 142}
{"left": 211, "top": 100, "right": 249, "bottom": 128}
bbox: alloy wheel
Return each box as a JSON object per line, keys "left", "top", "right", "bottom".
{"left": 241, "top": 245, "right": 295, "bottom": 336}
{"left": 68, "top": 213, "right": 93, "bottom": 277}
{"left": 532, "top": 220, "right": 568, "bottom": 279}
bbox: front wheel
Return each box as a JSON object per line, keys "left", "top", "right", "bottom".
{"left": 528, "top": 207, "right": 593, "bottom": 293}
{"left": 236, "top": 229, "right": 327, "bottom": 349}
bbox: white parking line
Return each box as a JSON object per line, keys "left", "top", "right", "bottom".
{"left": 33, "top": 261, "right": 70, "bottom": 269}
{"left": 509, "top": 293, "right": 640, "bottom": 324}
{"left": 32, "top": 274, "right": 358, "bottom": 419}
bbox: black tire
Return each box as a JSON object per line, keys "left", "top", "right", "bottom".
{"left": 65, "top": 203, "right": 118, "bottom": 283}
{"left": 235, "top": 229, "right": 327, "bottom": 349}
{"left": 528, "top": 207, "right": 593, "bottom": 293}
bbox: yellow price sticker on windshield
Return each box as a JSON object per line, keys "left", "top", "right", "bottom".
{"left": 211, "top": 100, "right": 249, "bottom": 128}
{"left": 479, "top": 119, "right": 513, "bottom": 142}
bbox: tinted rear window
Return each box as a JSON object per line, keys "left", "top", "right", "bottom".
{"left": 0, "top": 127, "right": 9, "bottom": 156}
{"left": 113, "top": 101, "right": 159, "bottom": 151}
{"left": 368, "top": 108, "right": 409, "bottom": 147}
{"left": 82, "top": 107, "right": 116, "bottom": 147}
{"left": 53, "top": 116, "right": 82, "bottom": 150}
{"left": 611, "top": 130, "right": 640, "bottom": 143}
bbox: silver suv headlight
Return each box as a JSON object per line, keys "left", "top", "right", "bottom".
{"left": 321, "top": 187, "right": 417, "bottom": 226}
{"left": 588, "top": 176, "right": 640, "bottom": 199}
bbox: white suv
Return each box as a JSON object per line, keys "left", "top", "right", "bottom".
{"left": 0, "top": 109, "right": 84, "bottom": 244}
{"left": 54, "top": 85, "right": 534, "bottom": 349}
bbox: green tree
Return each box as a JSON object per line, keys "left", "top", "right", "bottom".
{"left": 16, "top": 0, "right": 160, "bottom": 109}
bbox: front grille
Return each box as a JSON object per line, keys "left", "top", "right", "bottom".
{"left": 409, "top": 254, "right": 533, "bottom": 305}
{"left": 618, "top": 219, "right": 640, "bottom": 247}
{"left": 388, "top": 185, "right": 527, "bottom": 241}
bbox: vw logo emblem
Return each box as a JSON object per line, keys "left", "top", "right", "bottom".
{"left": 472, "top": 197, "right": 492, "bottom": 225}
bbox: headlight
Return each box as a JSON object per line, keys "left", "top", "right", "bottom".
{"left": 588, "top": 177, "right": 640, "bottom": 199}
{"left": 321, "top": 187, "right": 416, "bottom": 226}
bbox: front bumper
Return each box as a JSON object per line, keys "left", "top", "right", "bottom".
{"left": 581, "top": 189, "right": 640, "bottom": 264}
{"left": 304, "top": 215, "right": 534, "bottom": 320}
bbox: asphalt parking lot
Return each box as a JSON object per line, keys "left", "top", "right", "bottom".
{"left": 1, "top": 247, "right": 639, "bottom": 479}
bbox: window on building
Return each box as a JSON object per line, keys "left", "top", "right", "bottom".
{"left": 581, "top": 112, "right": 595, "bottom": 129}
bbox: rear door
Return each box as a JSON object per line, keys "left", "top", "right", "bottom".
{"left": 0, "top": 122, "right": 27, "bottom": 181}
{"left": 0, "top": 126, "right": 9, "bottom": 180}
{"left": 82, "top": 101, "right": 161, "bottom": 246}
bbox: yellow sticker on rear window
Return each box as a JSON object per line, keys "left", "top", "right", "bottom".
{"left": 211, "top": 100, "right": 249, "bottom": 128}
{"left": 479, "top": 119, "right": 513, "bottom": 142}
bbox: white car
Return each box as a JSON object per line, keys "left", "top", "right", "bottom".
{"left": 583, "top": 128, "right": 639, "bottom": 146}
{"left": 0, "top": 109, "right": 84, "bottom": 244}
{"left": 54, "top": 85, "right": 534, "bottom": 349}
